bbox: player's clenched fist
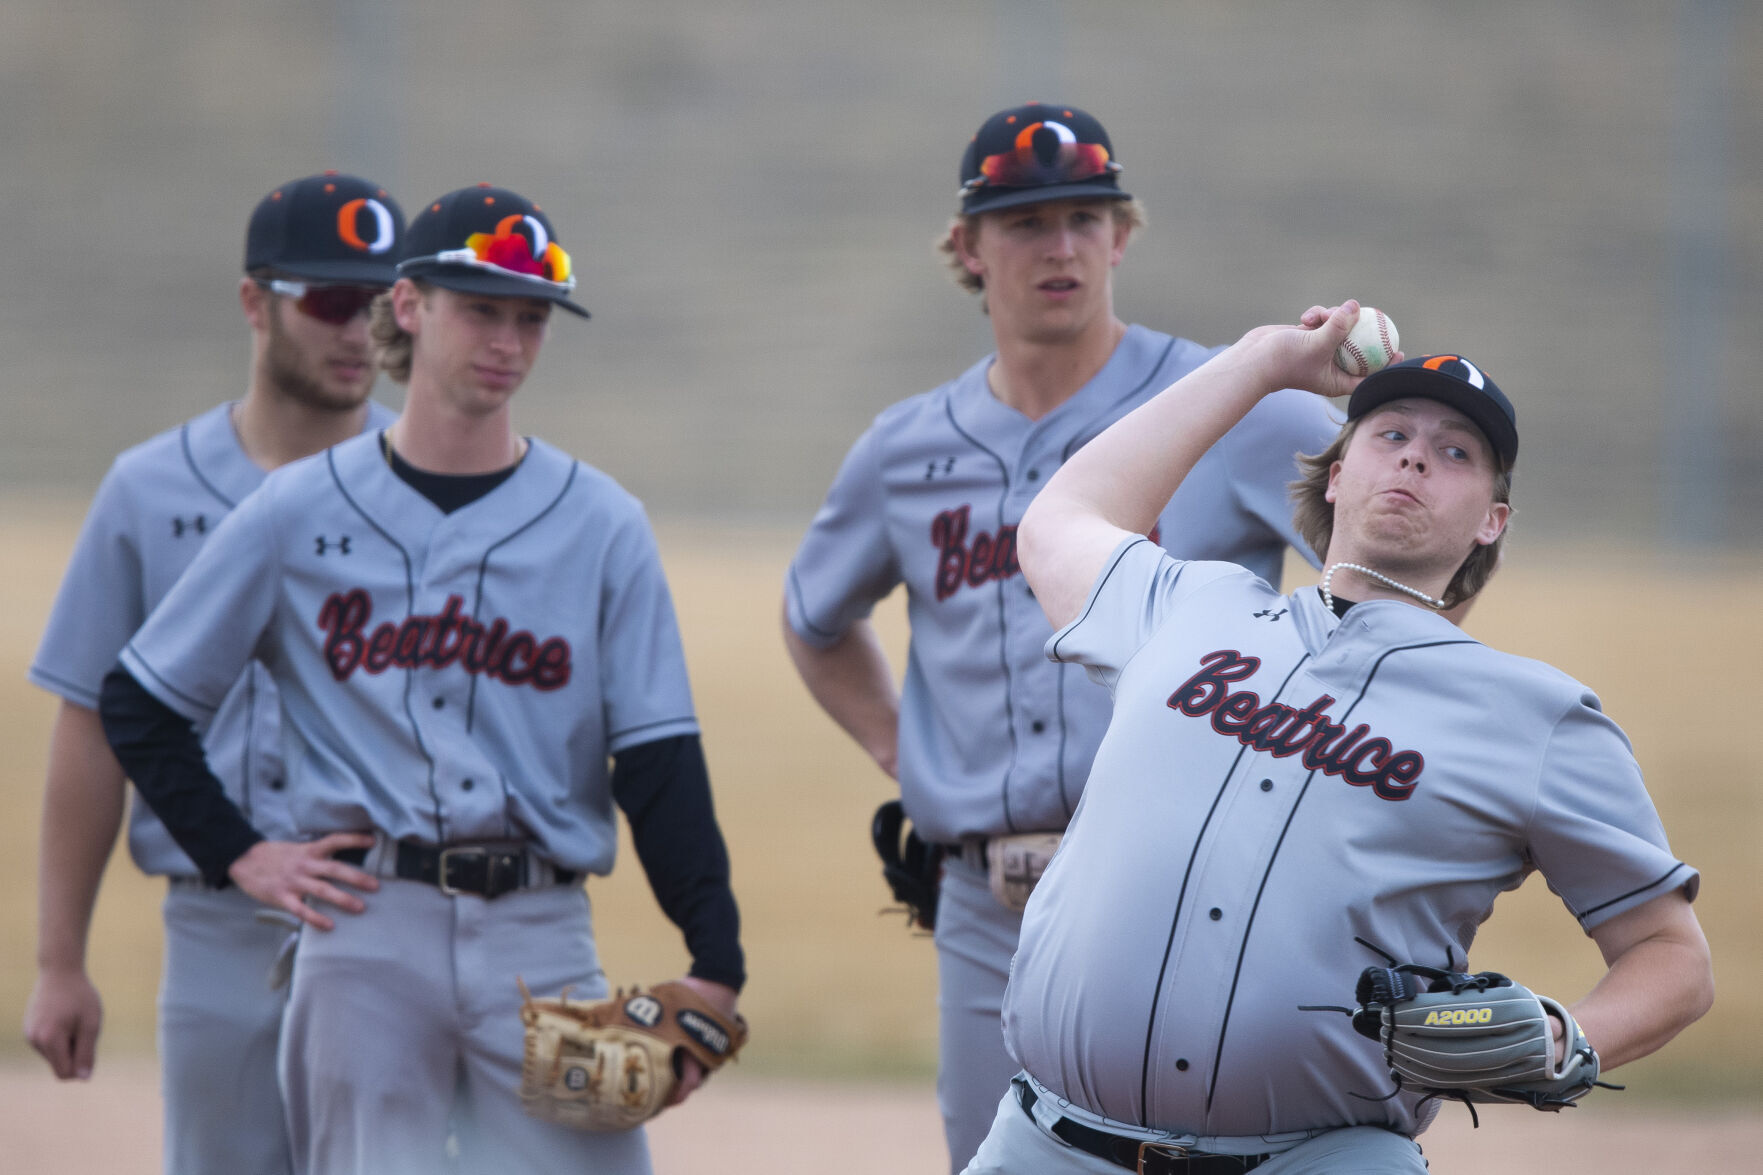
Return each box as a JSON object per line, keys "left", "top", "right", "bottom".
{"left": 23, "top": 968, "right": 103, "bottom": 1080}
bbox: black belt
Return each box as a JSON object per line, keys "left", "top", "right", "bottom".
{"left": 1017, "top": 1081, "right": 1270, "bottom": 1174}
{"left": 336, "top": 840, "right": 577, "bottom": 900}
{"left": 942, "top": 839, "right": 990, "bottom": 870}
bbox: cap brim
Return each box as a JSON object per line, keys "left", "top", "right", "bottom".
{"left": 1348, "top": 370, "right": 1518, "bottom": 469}
{"left": 262, "top": 257, "right": 401, "bottom": 286}
{"left": 962, "top": 182, "right": 1132, "bottom": 215}
{"left": 403, "top": 263, "right": 590, "bottom": 318}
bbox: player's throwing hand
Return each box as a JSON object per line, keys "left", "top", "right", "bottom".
{"left": 1230, "top": 301, "right": 1401, "bottom": 402}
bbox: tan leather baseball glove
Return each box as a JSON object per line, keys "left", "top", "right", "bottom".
{"left": 518, "top": 978, "right": 749, "bottom": 1131}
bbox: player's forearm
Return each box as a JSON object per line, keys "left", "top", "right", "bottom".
{"left": 34, "top": 703, "right": 127, "bottom": 970}
{"left": 1020, "top": 344, "right": 1283, "bottom": 627}
{"left": 612, "top": 735, "right": 745, "bottom": 991}
{"left": 781, "top": 608, "right": 900, "bottom": 779}
{"left": 1054, "top": 344, "right": 1281, "bottom": 536}
{"left": 1574, "top": 907, "right": 1714, "bottom": 1071}
{"left": 98, "top": 666, "right": 263, "bottom": 887}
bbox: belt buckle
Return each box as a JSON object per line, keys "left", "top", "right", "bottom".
{"left": 437, "top": 845, "right": 488, "bottom": 896}
{"left": 1138, "top": 1140, "right": 1191, "bottom": 1175}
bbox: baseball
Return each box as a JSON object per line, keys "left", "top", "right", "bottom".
{"left": 1335, "top": 306, "right": 1400, "bottom": 377}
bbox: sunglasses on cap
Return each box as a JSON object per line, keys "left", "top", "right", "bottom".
{"left": 259, "top": 278, "right": 383, "bottom": 325}
{"left": 960, "top": 122, "right": 1121, "bottom": 196}
{"left": 427, "top": 217, "right": 575, "bottom": 291}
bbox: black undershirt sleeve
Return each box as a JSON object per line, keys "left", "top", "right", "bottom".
{"left": 98, "top": 665, "right": 263, "bottom": 887}
{"left": 610, "top": 734, "right": 746, "bottom": 992}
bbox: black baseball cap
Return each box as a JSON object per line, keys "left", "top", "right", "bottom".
{"left": 244, "top": 171, "right": 405, "bottom": 285}
{"left": 397, "top": 184, "right": 587, "bottom": 318}
{"left": 1348, "top": 354, "right": 1519, "bottom": 470}
{"left": 958, "top": 102, "right": 1130, "bottom": 215}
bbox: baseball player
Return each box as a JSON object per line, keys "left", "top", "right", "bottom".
{"left": 962, "top": 303, "right": 1713, "bottom": 1173}
{"left": 97, "top": 184, "right": 744, "bottom": 1174}
{"left": 24, "top": 171, "right": 404, "bottom": 1175}
{"left": 782, "top": 102, "right": 1342, "bottom": 1171}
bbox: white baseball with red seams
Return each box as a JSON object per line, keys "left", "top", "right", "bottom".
{"left": 1334, "top": 306, "right": 1400, "bottom": 376}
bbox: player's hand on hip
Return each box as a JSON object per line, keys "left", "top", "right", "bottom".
{"left": 22, "top": 964, "right": 103, "bottom": 1080}
{"left": 227, "top": 831, "right": 381, "bottom": 931}
{"left": 664, "top": 976, "right": 741, "bottom": 1106}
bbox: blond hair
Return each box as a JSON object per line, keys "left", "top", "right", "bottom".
{"left": 936, "top": 197, "right": 1148, "bottom": 297}
{"left": 1289, "top": 417, "right": 1513, "bottom": 610}
{"left": 368, "top": 281, "right": 430, "bottom": 385}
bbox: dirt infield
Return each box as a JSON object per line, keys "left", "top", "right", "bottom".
{"left": 3, "top": 1058, "right": 1759, "bottom": 1173}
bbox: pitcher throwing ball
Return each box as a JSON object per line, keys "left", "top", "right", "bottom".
{"left": 962, "top": 304, "right": 1712, "bottom": 1174}
{"left": 101, "top": 184, "right": 744, "bottom": 1174}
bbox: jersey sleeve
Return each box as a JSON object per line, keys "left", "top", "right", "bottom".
{"left": 784, "top": 424, "right": 902, "bottom": 648}
{"left": 1044, "top": 538, "right": 1232, "bottom": 691}
{"left": 1526, "top": 687, "right": 1699, "bottom": 930}
{"left": 597, "top": 511, "right": 700, "bottom": 754}
{"left": 28, "top": 464, "right": 147, "bottom": 708}
{"left": 1221, "top": 389, "right": 1344, "bottom": 570}
{"left": 118, "top": 488, "right": 281, "bottom": 724}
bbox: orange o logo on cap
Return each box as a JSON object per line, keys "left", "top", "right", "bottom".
{"left": 1423, "top": 354, "right": 1485, "bottom": 390}
{"left": 337, "top": 198, "right": 396, "bottom": 254}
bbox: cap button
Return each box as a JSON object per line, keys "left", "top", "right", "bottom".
{"left": 476, "top": 181, "right": 492, "bottom": 188}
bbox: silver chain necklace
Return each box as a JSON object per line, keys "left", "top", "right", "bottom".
{"left": 1319, "top": 562, "right": 1445, "bottom": 612}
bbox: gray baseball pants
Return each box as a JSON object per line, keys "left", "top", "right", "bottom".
{"left": 159, "top": 884, "right": 294, "bottom": 1175}
{"left": 935, "top": 854, "right": 1027, "bottom": 1174}
{"left": 277, "top": 876, "right": 651, "bottom": 1175}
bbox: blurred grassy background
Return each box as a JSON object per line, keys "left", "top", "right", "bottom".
{"left": 1, "top": 0, "right": 1758, "bottom": 1111}
{"left": 2, "top": 515, "right": 1759, "bottom": 1102}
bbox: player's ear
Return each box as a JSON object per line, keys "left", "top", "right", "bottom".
{"left": 948, "top": 219, "right": 986, "bottom": 278}
{"left": 1109, "top": 214, "right": 1130, "bottom": 267}
{"left": 390, "top": 278, "right": 427, "bottom": 335}
{"left": 239, "top": 277, "right": 271, "bottom": 330}
{"left": 1475, "top": 501, "right": 1510, "bottom": 547}
{"left": 1324, "top": 460, "right": 1343, "bottom": 504}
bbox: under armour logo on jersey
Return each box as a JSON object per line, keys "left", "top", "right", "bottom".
{"left": 1253, "top": 608, "right": 1288, "bottom": 622}
{"left": 924, "top": 458, "right": 957, "bottom": 480}
{"left": 315, "top": 535, "right": 352, "bottom": 556}
{"left": 171, "top": 514, "right": 209, "bottom": 538}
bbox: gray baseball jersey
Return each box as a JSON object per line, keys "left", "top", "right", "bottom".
{"left": 119, "top": 430, "right": 698, "bottom": 874}
{"left": 786, "top": 325, "right": 1342, "bottom": 843}
{"left": 30, "top": 400, "right": 395, "bottom": 875}
{"left": 1004, "top": 539, "right": 1698, "bottom": 1138}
